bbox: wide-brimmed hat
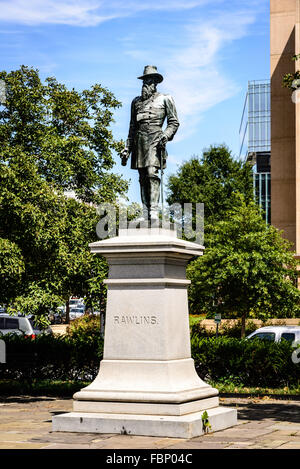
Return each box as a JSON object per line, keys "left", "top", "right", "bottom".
{"left": 137, "top": 65, "right": 163, "bottom": 83}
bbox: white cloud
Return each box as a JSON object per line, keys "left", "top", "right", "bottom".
{"left": 0, "top": 0, "right": 215, "bottom": 26}
{"left": 123, "top": 9, "right": 257, "bottom": 141}
{"left": 0, "top": 0, "right": 268, "bottom": 27}
{"left": 0, "top": 0, "right": 113, "bottom": 26}
{"left": 0, "top": 0, "right": 265, "bottom": 145}
{"left": 107, "top": 0, "right": 212, "bottom": 13}
{"left": 168, "top": 13, "right": 255, "bottom": 107}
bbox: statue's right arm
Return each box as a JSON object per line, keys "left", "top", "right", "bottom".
{"left": 121, "top": 98, "right": 138, "bottom": 165}
{"left": 127, "top": 97, "right": 139, "bottom": 151}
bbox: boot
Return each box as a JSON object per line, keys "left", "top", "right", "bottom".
{"left": 135, "top": 174, "right": 150, "bottom": 225}
{"left": 148, "top": 176, "right": 160, "bottom": 225}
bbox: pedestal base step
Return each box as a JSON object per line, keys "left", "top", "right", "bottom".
{"left": 52, "top": 406, "right": 237, "bottom": 439}
{"left": 73, "top": 396, "right": 219, "bottom": 416}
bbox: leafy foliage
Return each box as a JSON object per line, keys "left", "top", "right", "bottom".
{"left": 0, "top": 317, "right": 103, "bottom": 382}
{"left": 1, "top": 327, "right": 298, "bottom": 389}
{"left": 166, "top": 144, "right": 253, "bottom": 225}
{"left": 66, "top": 314, "right": 102, "bottom": 344}
{"left": 191, "top": 336, "right": 300, "bottom": 388}
{"left": 0, "top": 66, "right": 127, "bottom": 316}
{"left": 282, "top": 54, "right": 300, "bottom": 89}
{"left": 0, "top": 238, "right": 25, "bottom": 303}
{"left": 187, "top": 197, "right": 300, "bottom": 335}
{"left": 0, "top": 65, "right": 127, "bottom": 203}
{"left": 167, "top": 146, "right": 300, "bottom": 336}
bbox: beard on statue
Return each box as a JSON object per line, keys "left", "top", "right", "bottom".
{"left": 142, "top": 83, "right": 156, "bottom": 100}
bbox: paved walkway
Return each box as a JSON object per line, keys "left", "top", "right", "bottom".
{"left": 0, "top": 396, "right": 299, "bottom": 449}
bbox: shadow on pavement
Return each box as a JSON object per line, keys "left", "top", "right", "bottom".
{"left": 225, "top": 401, "right": 300, "bottom": 424}
{"left": 0, "top": 396, "right": 66, "bottom": 404}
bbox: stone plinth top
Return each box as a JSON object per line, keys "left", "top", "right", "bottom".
{"left": 89, "top": 227, "right": 204, "bottom": 258}
{"left": 119, "top": 227, "right": 177, "bottom": 237}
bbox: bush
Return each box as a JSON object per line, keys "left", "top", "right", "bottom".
{"left": 0, "top": 315, "right": 299, "bottom": 391}
{"left": 191, "top": 336, "right": 300, "bottom": 388}
{"left": 0, "top": 317, "right": 103, "bottom": 383}
{"left": 66, "top": 314, "right": 101, "bottom": 342}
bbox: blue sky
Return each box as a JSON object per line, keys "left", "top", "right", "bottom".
{"left": 0, "top": 0, "right": 270, "bottom": 202}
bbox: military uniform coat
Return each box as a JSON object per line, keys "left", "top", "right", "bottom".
{"left": 126, "top": 92, "right": 179, "bottom": 170}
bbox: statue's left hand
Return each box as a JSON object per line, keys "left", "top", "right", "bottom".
{"left": 159, "top": 134, "right": 168, "bottom": 147}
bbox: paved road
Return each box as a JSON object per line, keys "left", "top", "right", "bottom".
{"left": 0, "top": 396, "right": 299, "bottom": 449}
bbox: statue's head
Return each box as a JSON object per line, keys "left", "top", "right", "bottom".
{"left": 138, "top": 65, "right": 163, "bottom": 83}
{"left": 138, "top": 65, "right": 163, "bottom": 100}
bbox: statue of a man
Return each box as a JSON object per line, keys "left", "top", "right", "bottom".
{"left": 121, "top": 65, "right": 179, "bottom": 222}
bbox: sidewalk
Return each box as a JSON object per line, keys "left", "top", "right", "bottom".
{"left": 0, "top": 396, "right": 300, "bottom": 449}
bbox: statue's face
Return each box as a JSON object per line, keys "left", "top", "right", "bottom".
{"left": 142, "top": 77, "right": 157, "bottom": 100}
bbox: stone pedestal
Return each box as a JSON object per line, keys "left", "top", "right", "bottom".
{"left": 52, "top": 228, "right": 237, "bottom": 438}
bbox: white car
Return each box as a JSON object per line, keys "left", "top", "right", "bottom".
{"left": 0, "top": 314, "right": 53, "bottom": 338}
{"left": 246, "top": 326, "right": 300, "bottom": 345}
{"left": 69, "top": 307, "right": 85, "bottom": 320}
{"left": 69, "top": 298, "right": 85, "bottom": 308}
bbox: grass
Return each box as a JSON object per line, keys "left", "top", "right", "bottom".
{"left": 189, "top": 314, "right": 206, "bottom": 326}
{"left": 208, "top": 380, "right": 300, "bottom": 398}
{"left": 0, "top": 379, "right": 90, "bottom": 397}
{"left": 0, "top": 379, "right": 298, "bottom": 399}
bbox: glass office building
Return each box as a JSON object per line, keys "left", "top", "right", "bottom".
{"left": 239, "top": 80, "right": 271, "bottom": 223}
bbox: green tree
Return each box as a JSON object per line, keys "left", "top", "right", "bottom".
{"left": 167, "top": 145, "right": 253, "bottom": 225}
{"left": 0, "top": 66, "right": 127, "bottom": 320}
{"left": 187, "top": 197, "right": 300, "bottom": 337}
{"left": 0, "top": 238, "right": 25, "bottom": 304}
{"left": 46, "top": 197, "right": 109, "bottom": 323}
{"left": 0, "top": 151, "right": 68, "bottom": 315}
{"left": 0, "top": 65, "right": 127, "bottom": 204}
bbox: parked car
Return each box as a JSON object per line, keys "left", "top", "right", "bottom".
{"left": 246, "top": 326, "right": 300, "bottom": 344}
{"left": 0, "top": 314, "right": 53, "bottom": 338}
{"left": 69, "top": 298, "right": 85, "bottom": 308}
{"left": 69, "top": 307, "right": 85, "bottom": 320}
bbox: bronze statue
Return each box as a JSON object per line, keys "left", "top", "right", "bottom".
{"left": 121, "top": 65, "right": 179, "bottom": 222}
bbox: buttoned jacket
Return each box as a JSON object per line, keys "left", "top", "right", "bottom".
{"left": 126, "top": 92, "right": 179, "bottom": 169}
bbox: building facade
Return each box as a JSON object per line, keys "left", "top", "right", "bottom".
{"left": 239, "top": 80, "right": 271, "bottom": 223}
{"left": 271, "top": 0, "right": 300, "bottom": 253}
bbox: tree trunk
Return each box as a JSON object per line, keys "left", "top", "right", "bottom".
{"left": 241, "top": 313, "right": 247, "bottom": 338}
{"left": 65, "top": 299, "right": 70, "bottom": 324}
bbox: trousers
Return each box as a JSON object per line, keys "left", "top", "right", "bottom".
{"left": 138, "top": 167, "right": 160, "bottom": 220}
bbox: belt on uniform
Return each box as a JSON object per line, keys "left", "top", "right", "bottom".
{"left": 136, "top": 123, "right": 162, "bottom": 132}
